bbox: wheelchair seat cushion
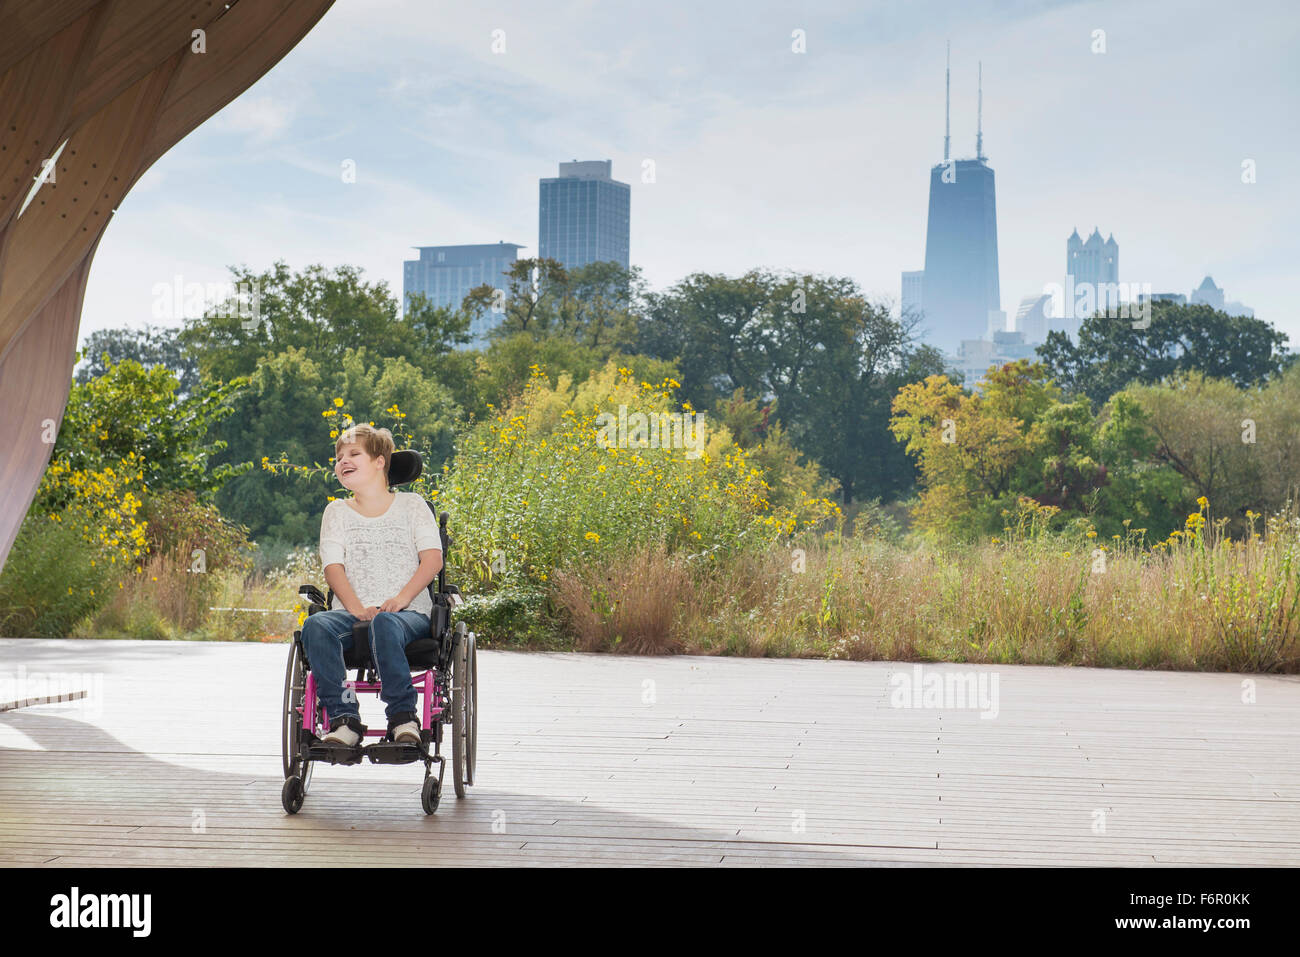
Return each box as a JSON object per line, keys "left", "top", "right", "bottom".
{"left": 342, "top": 621, "right": 442, "bottom": 670}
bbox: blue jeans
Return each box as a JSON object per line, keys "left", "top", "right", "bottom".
{"left": 300, "top": 609, "right": 430, "bottom": 723}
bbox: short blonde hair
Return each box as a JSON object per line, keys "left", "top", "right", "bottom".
{"left": 335, "top": 423, "right": 396, "bottom": 481}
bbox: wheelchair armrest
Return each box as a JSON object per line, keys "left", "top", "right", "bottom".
{"left": 298, "top": 584, "right": 327, "bottom": 607}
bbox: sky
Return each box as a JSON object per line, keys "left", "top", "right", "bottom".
{"left": 74, "top": 0, "right": 1300, "bottom": 355}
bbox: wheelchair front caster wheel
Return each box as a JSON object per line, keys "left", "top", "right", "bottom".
{"left": 282, "top": 774, "right": 305, "bottom": 814}
{"left": 421, "top": 775, "right": 441, "bottom": 815}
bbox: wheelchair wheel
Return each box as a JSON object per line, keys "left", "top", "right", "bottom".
{"left": 282, "top": 640, "right": 314, "bottom": 793}
{"left": 451, "top": 622, "right": 469, "bottom": 798}
{"left": 466, "top": 631, "right": 477, "bottom": 785}
{"left": 421, "top": 774, "right": 441, "bottom": 814}
{"left": 282, "top": 774, "right": 305, "bottom": 814}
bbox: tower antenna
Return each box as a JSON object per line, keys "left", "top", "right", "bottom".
{"left": 943, "top": 41, "right": 951, "bottom": 162}
{"left": 976, "top": 61, "right": 984, "bottom": 160}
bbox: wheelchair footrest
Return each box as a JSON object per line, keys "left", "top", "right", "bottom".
{"left": 364, "top": 741, "right": 424, "bottom": 765}
{"left": 305, "top": 741, "right": 366, "bottom": 767}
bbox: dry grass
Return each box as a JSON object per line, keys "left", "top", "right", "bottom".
{"left": 74, "top": 538, "right": 298, "bottom": 642}
{"left": 547, "top": 513, "right": 1300, "bottom": 672}
{"left": 552, "top": 545, "right": 691, "bottom": 654}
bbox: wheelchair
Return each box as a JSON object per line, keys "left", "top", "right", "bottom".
{"left": 279, "top": 450, "right": 478, "bottom": 815}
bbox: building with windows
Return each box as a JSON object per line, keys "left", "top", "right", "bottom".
{"left": 901, "top": 270, "right": 925, "bottom": 324}
{"left": 916, "top": 54, "right": 1001, "bottom": 356}
{"left": 538, "top": 160, "right": 630, "bottom": 271}
{"left": 1013, "top": 293, "right": 1052, "bottom": 345}
{"left": 403, "top": 241, "right": 524, "bottom": 347}
{"left": 1067, "top": 227, "right": 1118, "bottom": 290}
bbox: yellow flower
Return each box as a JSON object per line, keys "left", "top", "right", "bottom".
{"left": 1196, "top": 496, "right": 1208, "bottom": 508}
{"left": 334, "top": 398, "right": 344, "bottom": 407}
{"left": 584, "top": 531, "right": 600, "bottom": 542}
{"left": 1086, "top": 530, "right": 1097, "bottom": 538}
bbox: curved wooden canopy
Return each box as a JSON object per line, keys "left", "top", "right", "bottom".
{"left": 0, "top": 0, "right": 334, "bottom": 574}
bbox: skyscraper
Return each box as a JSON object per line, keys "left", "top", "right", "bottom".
{"left": 919, "top": 53, "right": 1001, "bottom": 356}
{"left": 403, "top": 241, "right": 524, "bottom": 347}
{"left": 1190, "top": 275, "right": 1225, "bottom": 310}
{"left": 1066, "top": 227, "right": 1118, "bottom": 289}
{"left": 538, "top": 160, "right": 630, "bottom": 271}
{"left": 901, "top": 270, "right": 925, "bottom": 323}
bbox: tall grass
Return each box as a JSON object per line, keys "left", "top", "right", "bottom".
{"left": 548, "top": 497, "right": 1300, "bottom": 672}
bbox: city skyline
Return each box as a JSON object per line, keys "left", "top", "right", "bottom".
{"left": 69, "top": 0, "right": 1300, "bottom": 358}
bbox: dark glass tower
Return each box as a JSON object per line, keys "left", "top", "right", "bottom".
{"left": 919, "top": 54, "right": 1001, "bottom": 355}
{"left": 538, "top": 160, "right": 630, "bottom": 270}
{"left": 922, "top": 158, "right": 1000, "bottom": 353}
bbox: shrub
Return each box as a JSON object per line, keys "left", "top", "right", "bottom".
{"left": 0, "top": 456, "right": 148, "bottom": 637}
{"left": 436, "top": 362, "right": 841, "bottom": 594}
{"left": 552, "top": 546, "right": 691, "bottom": 654}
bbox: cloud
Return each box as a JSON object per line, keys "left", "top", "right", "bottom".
{"left": 215, "top": 95, "right": 294, "bottom": 142}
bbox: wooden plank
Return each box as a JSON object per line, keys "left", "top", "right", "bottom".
{"left": 0, "top": 638, "right": 1297, "bottom": 866}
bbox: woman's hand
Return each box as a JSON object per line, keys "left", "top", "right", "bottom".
{"left": 377, "top": 596, "right": 408, "bottom": 613}
{"left": 353, "top": 605, "right": 380, "bottom": 621}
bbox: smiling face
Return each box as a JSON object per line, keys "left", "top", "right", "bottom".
{"left": 334, "top": 441, "right": 387, "bottom": 492}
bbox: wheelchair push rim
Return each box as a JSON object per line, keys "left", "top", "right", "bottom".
{"left": 282, "top": 639, "right": 314, "bottom": 793}
{"left": 451, "top": 622, "right": 472, "bottom": 798}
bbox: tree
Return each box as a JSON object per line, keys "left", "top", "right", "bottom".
{"left": 51, "top": 357, "right": 247, "bottom": 507}
{"left": 639, "top": 269, "right": 942, "bottom": 503}
{"left": 890, "top": 367, "right": 1041, "bottom": 539}
{"left": 711, "top": 389, "right": 838, "bottom": 507}
{"left": 1092, "top": 391, "right": 1190, "bottom": 542}
{"left": 75, "top": 323, "right": 200, "bottom": 397}
{"left": 1037, "top": 301, "right": 1288, "bottom": 410}
{"left": 890, "top": 360, "right": 1114, "bottom": 539}
{"left": 480, "top": 257, "right": 572, "bottom": 337}
{"left": 178, "top": 261, "right": 430, "bottom": 385}
{"left": 402, "top": 291, "right": 472, "bottom": 356}
{"left": 1123, "top": 372, "right": 1263, "bottom": 529}
{"left": 211, "top": 346, "right": 462, "bottom": 543}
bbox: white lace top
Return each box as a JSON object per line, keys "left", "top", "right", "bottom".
{"left": 318, "top": 491, "right": 442, "bottom": 617}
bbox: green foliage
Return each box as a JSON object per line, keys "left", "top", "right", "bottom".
{"left": 0, "top": 515, "right": 121, "bottom": 638}
{"left": 51, "top": 356, "right": 247, "bottom": 504}
{"left": 1036, "top": 301, "right": 1289, "bottom": 410}
{"left": 213, "top": 346, "right": 461, "bottom": 542}
{"left": 890, "top": 360, "right": 1197, "bottom": 542}
{"left": 470, "top": 331, "right": 678, "bottom": 424}
{"left": 140, "top": 490, "right": 252, "bottom": 578}
{"left": 177, "top": 262, "right": 417, "bottom": 384}
{"left": 638, "top": 269, "right": 943, "bottom": 503}
{"left": 453, "top": 583, "right": 557, "bottom": 647}
{"left": 435, "top": 363, "right": 841, "bottom": 595}
{"left": 479, "top": 258, "right": 646, "bottom": 350}
{"left": 75, "top": 323, "right": 200, "bottom": 396}
{"left": 711, "top": 388, "right": 838, "bottom": 507}
{"left": 1090, "top": 392, "right": 1189, "bottom": 541}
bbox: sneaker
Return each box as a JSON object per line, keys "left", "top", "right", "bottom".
{"left": 388, "top": 712, "right": 421, "bottom": 745}
{"left": 321, "top": 716, "right": 365, "bottom": 748}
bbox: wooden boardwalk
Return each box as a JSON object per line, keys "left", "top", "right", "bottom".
{"left": 1, "top": 638, "right": 1297, "bottom": 866}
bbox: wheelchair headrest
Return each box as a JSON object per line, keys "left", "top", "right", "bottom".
{"left": 387, "top": 449, "right": 422, "bottom": 487}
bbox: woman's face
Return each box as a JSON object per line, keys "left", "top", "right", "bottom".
{"left": 334, "top": 442, "right": 385, "bottom": 491}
